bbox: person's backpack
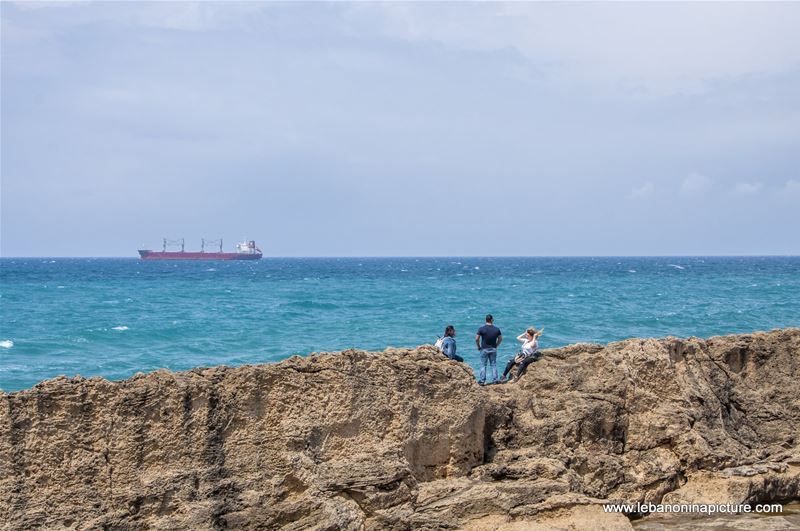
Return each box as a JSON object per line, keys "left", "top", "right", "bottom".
{"left": 434, "top": 336, "right": 445, "bottom": 352}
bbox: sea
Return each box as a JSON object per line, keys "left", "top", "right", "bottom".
{"left": 1, "top": 257, "right": 799, "bottom": 393}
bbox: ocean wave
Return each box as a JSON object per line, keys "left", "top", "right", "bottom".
{"left": 667, "top": 264, "right": 686, "bottom": 270}
{"left": 112, "top": 326, "right": 129, "bottom": 331}
{"left": 3, "top": 256, "right": 798, "bottom": 393}
{"left": 0, "top": 340, "right": 13, "bottom": 349}
{"left": 281, "top": 301, "right": 340, "bottom": 310}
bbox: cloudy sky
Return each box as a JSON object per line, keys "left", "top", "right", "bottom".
{"left": 2, "top": 2, "right": 799, "bottom": 256}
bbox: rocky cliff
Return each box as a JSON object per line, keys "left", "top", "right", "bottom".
{"left": 1, "top": 329, "right": 798, "bottom": 530}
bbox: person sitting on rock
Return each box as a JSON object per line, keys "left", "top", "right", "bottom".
{"left": 501, "top": 327, "right": 543, "bottom": 383}
{"left": 439, "top": 325, "right": 464, "bottom": 362}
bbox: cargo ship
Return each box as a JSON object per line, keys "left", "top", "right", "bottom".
{"left": 138, "top": 238, "right": 262, "bottom": 260}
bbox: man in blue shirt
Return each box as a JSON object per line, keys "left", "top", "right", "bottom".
{"left": 475, "top": 314, "right": 502, "bottom": 384}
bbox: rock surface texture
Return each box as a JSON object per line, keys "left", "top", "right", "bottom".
{"left": 1, "top": 329, "right": 798, "bottom": 530}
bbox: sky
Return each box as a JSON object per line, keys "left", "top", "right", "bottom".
{"left": 1, "top": 2, "right": 799, "bottom": 257}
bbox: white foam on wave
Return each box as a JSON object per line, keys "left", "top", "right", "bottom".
{"left": 0, "top": 340, "right": 14, "bottom": 349}
{"left": 628, "top": 269, "right": 637, "bottom": 273}
{"left": 667, "top": 264, "right": 685, "bottom": 270}
{"left": 205, "top": 268, "right": 216, "bottom": 272}
{"left": 112, "top": 326, "right": 129, "bottom": 331}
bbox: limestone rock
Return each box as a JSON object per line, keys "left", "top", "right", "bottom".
{"left": 1, "top": 329, "right": 798, "bottom": 529}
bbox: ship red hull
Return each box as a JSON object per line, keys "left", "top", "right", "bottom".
{"left": 138, "top": 251, "right": 262, "bottom": 260}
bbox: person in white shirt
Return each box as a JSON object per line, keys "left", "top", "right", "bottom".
{"left": 501, "top": 327, "right": 543, "bottom": 382}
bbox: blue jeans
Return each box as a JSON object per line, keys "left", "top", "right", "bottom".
{"left": 479, "top": 348, "right": 498, "bottom": 384}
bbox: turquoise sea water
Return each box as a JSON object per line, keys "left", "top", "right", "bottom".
{"left": 1, "top": 257, "right": 798, "bottom": 392}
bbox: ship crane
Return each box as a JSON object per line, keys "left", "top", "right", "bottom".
{"left": 201, "top": 238, "right": 223, "bottom": 253}
{"left": 162, "top": 238, "right": 185, "bottom": 253}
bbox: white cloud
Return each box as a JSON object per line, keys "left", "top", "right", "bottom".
{"left": 733, "top": 182, "right": 763, "bottom": 195}
{"left": 127, "top": 3, "right": 267, "bottom": 32}
{"left": 7, "top": 2, "right": 268, "bottom": 33}
{"left": 346, "top": 3, "right": 800, "bottom": 96}
{"left": 629, "top": 182, "right": 655, "bottom": 199}
{"left": 9, "top": 2, "right": 800, "bottom": 95}
{"left": 680, "top": 173, "right": 712, "bottom": 195}
{"left": 10, "top": 1, "right": 82, "bottom": 11}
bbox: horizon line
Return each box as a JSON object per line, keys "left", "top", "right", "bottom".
{"left": 2, "top": 254, "right": 799, "bottom": 259}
